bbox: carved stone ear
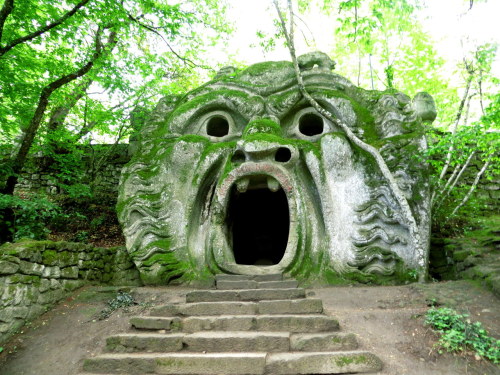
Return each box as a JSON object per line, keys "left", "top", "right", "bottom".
{"left": 412, "top": 92, "right": 437, "bottom": 122}
{"left": 298, "top": 51, "right": 336, "bottom": 72}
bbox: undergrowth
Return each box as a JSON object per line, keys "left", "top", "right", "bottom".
{"left": 99, "top": 292, "right": 137, "bottom": 320}
{"left": 425, "top": 307, "right": 500, "bottom": 363}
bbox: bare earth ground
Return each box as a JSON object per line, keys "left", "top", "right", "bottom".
{"left": 0, "top": 281, "right": 499, "bottom": 375}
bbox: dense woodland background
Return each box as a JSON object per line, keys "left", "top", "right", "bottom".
{"left": 0, "top": 0, "right": 498, "bottom": 246}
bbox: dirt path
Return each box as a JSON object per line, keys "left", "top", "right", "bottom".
{"left": 0, "top": 281, "right": 498, "bottom": 375}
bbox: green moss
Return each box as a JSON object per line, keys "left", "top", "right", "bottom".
{"left": 308, "top": 88, "right": 377, "bottom": 142}
{"left": 42, "top": 250, "right": 58, "bottom": 265}
{"left": 243, "top": 118, "right": 282, "bottom": 136}
{"left": 236, "top": 61, "right": 294, "bottom": 79}
{"left": 334, "top": 354, "right": 368, "bottom": 367}
{"left": 164, "top": 89, "right": 252, "bottom": 129}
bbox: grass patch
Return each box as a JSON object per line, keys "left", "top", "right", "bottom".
{"left": 425, "top": 307, "right": 500, "bottom": 363}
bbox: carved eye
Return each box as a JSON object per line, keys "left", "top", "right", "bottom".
{"left": 206, "top": 115, "right": 229, "bottom": 137}
{"left": 298, "top": 112, "right": 324, "bottom": 136}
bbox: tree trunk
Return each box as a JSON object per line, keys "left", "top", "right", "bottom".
{"left": 449, "top": 159, "right": 490, "bottom": 217}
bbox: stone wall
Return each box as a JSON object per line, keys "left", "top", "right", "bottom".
{"left": 0, "top": 240, "right": 142, "bottom": 345}
{"left": 14, "top": 144, "right": 131, "bottom": 195}
{"left": 429, "top": 218, "right": 500, "bottom": 297}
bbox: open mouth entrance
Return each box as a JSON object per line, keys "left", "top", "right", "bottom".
{"left": 227, "top": 177, "right": 289, "bottom": 266}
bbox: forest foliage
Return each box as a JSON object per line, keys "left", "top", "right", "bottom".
{"left": 0, "top": 0, "right": 498, "bottom": 244}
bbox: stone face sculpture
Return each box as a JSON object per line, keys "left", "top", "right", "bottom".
{"left": 117, "top": 53, "right": 435, "bottom": 285}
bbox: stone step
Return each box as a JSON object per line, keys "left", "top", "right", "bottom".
{"left": 130, "top": 316, "right": 181, "bottom": 331}
{"left": 105, "top": 331, "right": 358, "bottom": 354}
{"left": 290, "top": 332, "right": 358, "bottom": 351}
{"left": 82, "top": 351, "right": 382, "bottom": 374}
{"left": 186, "top": 288, "right": 305, "bottom": 302}
{"left": 150, "top": 298, "right": 323, "bottom": 317}
{"left": 266, "top": 351, "right": 383, "bottom": 374}
{"left": 131, "top": 314, "right": 339, "bottom": 333}
{"left": 258, "top": 298, "right": 323, "bottom": 314}
{"left": 215, "top": 273, "right": 283, "bottom": 282}
{"left": 106, "top": 331, "right": 290, "bottom": 353}
{"left": 216, "top": 279, "right": 299, "bottom": 290}
{"left": 132, "top": 315, "right": 339, "bottom": 333}
{"left": 83, "top": 352, "right": 267, "bottom": 374}
{"left": 151, "top": 301, "right": 258, "bottom": 316}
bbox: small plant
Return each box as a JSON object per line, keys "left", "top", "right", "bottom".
{"left": 99, "top": 291, "right": 137, "bottom": 320}
{"left": 425, "top": 307, "right": 500, "bottom": 363}
{"left": 72, "top": 230, "right": 89, "bottom": 243}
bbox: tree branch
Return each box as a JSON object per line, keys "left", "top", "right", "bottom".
{"left": 1, "top": 27, "right": 117, "bottom": 195}
{"left": 125, "top": 11, "right": 212, "bottom": 71}
{"left": 0, "top": 0, "right": 91, "bottom": 57}
{"left": 273, "top": 0, "right": 427, "bottom": 280}
{"left": 0, "top": 0, "right": 14, "bottom": 45}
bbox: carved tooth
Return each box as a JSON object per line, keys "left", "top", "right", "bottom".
{"left": 267, "top": 176, "right": 280, "bottom": 192}
{"left": 236, "top": 178, "right": 250, "bottom": 193}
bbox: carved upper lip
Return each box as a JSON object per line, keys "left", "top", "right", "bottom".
{"left": 216, "top": 162, "right": 294, "bottom": 204}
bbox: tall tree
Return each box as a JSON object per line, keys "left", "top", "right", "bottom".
{"left": 0, "top": 0, "right": 230, "bottom": 241}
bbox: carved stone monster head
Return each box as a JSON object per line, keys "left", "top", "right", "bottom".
{"left": 118, "top": 53, "right": 434, "bottom": 285}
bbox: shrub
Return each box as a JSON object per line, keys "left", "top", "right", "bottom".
{"left": 0, "top": 193, "right": 64, "bottom": 240}
{"left": 425, "top": 307, "right": 500, "bottom": 363}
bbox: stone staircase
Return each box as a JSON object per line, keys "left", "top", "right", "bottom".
{"left": 79, "top": 274, "right": 383, "bottom": 374}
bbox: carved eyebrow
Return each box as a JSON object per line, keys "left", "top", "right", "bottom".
{"left": 167, "top": 89, "right": 267, "bottom": 135}
{"left": 267, "top": 89, "right": 302, "bottom": 119}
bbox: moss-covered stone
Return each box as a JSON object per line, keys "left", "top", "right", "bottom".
{"left": 117, "top": 52, "right": 432, "bottom": 285}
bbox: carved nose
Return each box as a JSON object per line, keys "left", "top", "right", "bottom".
{"left": 231, "top": 144, "right": 293, "bottom": 164}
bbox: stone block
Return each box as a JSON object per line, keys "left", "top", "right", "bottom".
{"left": 26, "top": 304, "right": 47, "bottom": 320}
{"left": 265, "top": 351, "right": 383, "bottom": 374}
{"left": 216, "top": 280, "right": 259, "bottom": 289}
{"left": 181, "top": 316, "right": 255, "bottom": 333}
{"left": 152, "top": 302, "right": 257, "bottom": 317}
{"left": 60, "top": 266, "right": 79, "bottom": 279}
{"left": 37, "top": 289, "right": 64, "bottom": 305}
{"left": 186, "top": 288, "right": 305, "bottom": 303}
{"left": 183, "top": 331, "right": 290, "bottom": 352}
{"left": 452, "top": 250, "right": 471, "bottom": 262}
{"left": 0, "top": 260, "right": 20, "bottom": 275}
{"left": 215, "top": 274, "right": 282, "bottom": 282}
{"left": 105, "top": 333, "right": 183, "bottom": 353}
{"left": 0, "top": 306, "right": 29, "bottom": 322}
{"left": 61, "top": 279, "right": 83, "bottom": 291}
{"left": 18, "top": 260, "right": 44, "bottom": 276}
{"left": 42, "top": 266, "right": 61, "bottom": 279}
{"left": 130, "top": 316, "right": 181, "bottom": 331}
{"left": 290, "top": 332, "right": 358, "bottom": 351}
{"left": 256, "top": 314, "right": 339, "bottom": 333}
{"left": 50, "top": 278, "right": 61, "bottom": 289}
{"left": 58, "top": 251, "right": 79, "bottom": 267}
{"left": 258, "top": 298, "right": 323, "bottom": 314}
{"left": 83, "top": 353, "right": 266, "bottom": 375}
